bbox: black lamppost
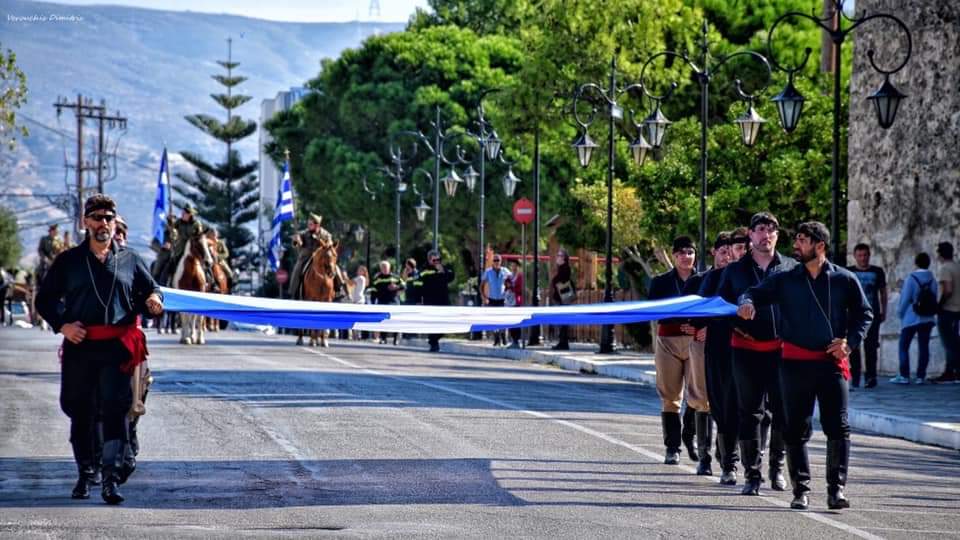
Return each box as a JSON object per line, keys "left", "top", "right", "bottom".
{"left": 392, "top": 105, "right": 471, "bottom": 251}
{"left": 767, "top": 0, "right": 911, "bottom": 263}
{"left": 571, "top": 56, "right": 649, "bottom": 354}
{"left": 640, "top": 21, "right": 772, "bottom": 268}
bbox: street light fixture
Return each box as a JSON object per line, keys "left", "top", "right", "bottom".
{"left": 502, "top": 166, "right": 521, "bottom": 198}
{"left": 766, "top": 0, "right": 912, "bottom": 262}
{"left": 414, "top": 198, "right": 432, "bottom": 223}
{"left": 570, "top": 56, "right": 648, "bottom": 354}
{"left": 640, "top": 21, "right": 772, "bottom": 266}
{"left": 463, "top": 165, "right": 479, "bottom": 192}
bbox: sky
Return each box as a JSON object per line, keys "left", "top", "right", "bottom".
{"left": 27, "top": 0, "right": 431, "bottom": 22}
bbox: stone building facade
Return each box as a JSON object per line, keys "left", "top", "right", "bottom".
{"left": 847, "top": 0, "right": 959, "bottom": 375}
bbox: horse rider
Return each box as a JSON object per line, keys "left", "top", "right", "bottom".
{"left": 164, "top": 205, "right": 205, "bottom": 286}
{"left": 150, "top": 215, "right": 178, "bottom": 284}
{"left": 205, "top": 228, "right": 233, "bottom": 291}
{"left": 288, "top": 213, "right": 332, "bottom": 299}
{"left": 37, "top": 223, "right": 64, "bottom": 285}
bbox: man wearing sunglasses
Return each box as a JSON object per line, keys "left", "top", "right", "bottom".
{"left": 36, "top": 194, "right": 164, "bottom": 505}
{"left": 416, "top": 249, "right": 455, "bottom": 352}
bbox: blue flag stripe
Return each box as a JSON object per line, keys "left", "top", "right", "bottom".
{"left": 267, "top": 161, "right": 294, "bottom": 271}
{"left": 151, "top": 149, "right": 169, "bottom": 245}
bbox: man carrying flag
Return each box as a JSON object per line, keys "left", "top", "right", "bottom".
{"left": 268, "top": 158, "right": 295, "bottom": 276}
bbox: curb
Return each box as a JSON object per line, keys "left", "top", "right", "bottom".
{"left": 418, "top": 338, "right": 960, "bottom": 451}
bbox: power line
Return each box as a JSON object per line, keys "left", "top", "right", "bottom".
{"left": 19, "top": 113, "right": 158, "bottom": 173}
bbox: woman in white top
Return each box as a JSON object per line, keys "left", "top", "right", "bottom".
{"left": 350, "top": 266, "right": 369, "bottom": 340}
{"left": 893, "top": 253, "right": 938, "bottom": 384}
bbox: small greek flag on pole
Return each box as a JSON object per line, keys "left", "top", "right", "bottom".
{"left": 151, "top": 148, "right": 169, "bottom": 245}
{"left": 268, "top": 160, "right": 295, "bottom": 271}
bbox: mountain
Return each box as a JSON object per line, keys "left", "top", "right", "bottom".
{"left": 0, "top": 0, "right": 404, "bottom": 265}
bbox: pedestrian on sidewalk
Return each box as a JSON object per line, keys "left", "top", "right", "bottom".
{"left": 717, "top": 212, "right": 793, "bottom": 496}
{"left": 892, "top": 252, "right": 938, "bottom": 384}
{"left": 737, "top": 221, "right": 872, "bottom": 511}
{"left": 932, "top": 242, "right": 960, "bottom": 383}
{"left": 649, "top": 236, "right": 704, "bottom": 466}
{"left": 350, "top": 266, "right": 369, "bottom": 340}
{"left": 549, "top": 249, "right": 575, "bottom": 350}
{"left": 847, "top": 243, "right": 887, "bottom": 389}
{"left": 505, "top": 259, "right": 525, "bottom": 348}
{"left": 35, "top": 194, "right": 164, "bottom": 505}
{"left": 419, "top": 249, "right": 455, "bottom": 353}
{"left": 481, "top": 253, "right": 513, "bottom": 347}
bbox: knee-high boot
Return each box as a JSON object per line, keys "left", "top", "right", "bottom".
{"left": 70, "top": 440, "right": 96, "bottom": 499}
{"left": 768, "top": 430, "right": 786, "bottom": 491}
{"left": 681, "top": 405, "right": 698, "bottom": 462}
{"left": 717, "top": 433, "right": 738, "bottom": 485}
{"left": 739, "top": 439, "right": 762, "bottom": 495}
{"left": 786, "top": 444, "right": 811, "bottom": 509}
{"left": 826, "top": 439, "right": 851, "bottom": 509}
{"left": 661, "top": 412, "right": 682, "bottom": 465}
{"left": 695, "top": 412, "right": 713, "bottom": 476}
{"left": 101, "top": 439, "right": 125, "bottom": 505}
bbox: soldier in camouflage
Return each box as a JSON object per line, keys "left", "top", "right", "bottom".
{"left": 288, "top": 213, "right": 333, "bottom": 299}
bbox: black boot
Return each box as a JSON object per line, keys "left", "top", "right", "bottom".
{"left": 786, "top": 444, "right": 811, "bottom": 510}
{"left": 681, "top": 406, "right": 698, "bottom": 462}
{"left": 71, "top": 463, "right": 95, "bottom": 499}
{"left": 661, "top": 412, "right": 682, "bottom": 465}
{"left": 101, "top": 440, "right": 125, "bottom": 505}
{"left": 826, "top": 439, "right": 851, "bottom": 510}
{"left": 739, "top": 440, "right": 762, "bottom": 495}
{"left": 768, "top": 430, "right": 787, "bottom": 491}
{"left": 717, "top": 433, "right": 738, "bottom": 485}
{"left": 695, "top": 412, "right": 713, "bottom": 476}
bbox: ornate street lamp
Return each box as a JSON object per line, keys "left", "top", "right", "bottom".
{"left": 640, "top": 21, "right": 772, "bottom": 267}
{"left": 502, "top": 166, "right": 520, "bottom": 198}
{"left": 766, "top": 0, "right": 912, "bottom": 262}
{"left": 414, "top": 198, "right": 431, "bottom": 223}
{"left": 571, "top": 131, "right": 599, "bottom": 168}
{"left": 463, "top": 165, "right": 479, "bottom": 192}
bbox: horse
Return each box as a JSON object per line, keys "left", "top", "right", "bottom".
{"left": 204, "top": 236, "right": 230, "bottom": 332}
{"left": 172, "top": 234, "right": 213, "bottom": 345}
{"left": 298, "top": 239, "right": 339, "bottom": 347}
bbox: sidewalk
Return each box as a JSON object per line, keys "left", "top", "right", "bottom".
{"left": 416, "top": 338, "right": 960, "bottom": 451}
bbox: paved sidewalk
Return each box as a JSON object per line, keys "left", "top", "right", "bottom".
{"left": 412, "top": 338, "right": 960, "bottom": 451}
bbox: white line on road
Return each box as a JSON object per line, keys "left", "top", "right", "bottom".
{"left": 303, "top": 348, "right": 883, "bottom": 540}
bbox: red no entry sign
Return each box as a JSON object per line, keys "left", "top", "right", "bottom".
{"left": 513, "top": 197, "right": 534, "bottom": 225}
{"left": 276, "top": 269, "right": 289, "bottom": 285}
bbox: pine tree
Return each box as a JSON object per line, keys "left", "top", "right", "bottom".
{"left": 174, "top": 38, "right": 258, "bottom": 273}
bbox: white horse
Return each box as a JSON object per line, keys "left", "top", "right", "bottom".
{"left": 172, "top": 235, "right": 213, "bottom": 345}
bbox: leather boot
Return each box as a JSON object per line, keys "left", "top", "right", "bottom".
{"left": 739, "top": 439, "right": 762, "bottom": 495}
{"left": 716, "top": 433, "right": 738, "bottom": 485}
{"left": 695, "top": 412, "right": 713, "bottom": 476}
{"left": 71, "top": 463, "right": 95, "bottom": 499}
{"left": 681, "top": 406, "right": 698, "bottom": 462}
{"left": 768, "top": 430, "right": 787, "bottom": 491}
{"left": 786, "top": 444, "right": 811, "bottom": 510}
{"left": 661, "top": 412, "right": 682, "bottom": 465}
{"left": 101, "top": 440, "right": 125, "bottom": 505}
{"left": 826, "top": 439, "right": 851, "bottom": 510}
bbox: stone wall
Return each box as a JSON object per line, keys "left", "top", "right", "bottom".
{"left": 847, "top": 0, "right": 959, "bottom": 376}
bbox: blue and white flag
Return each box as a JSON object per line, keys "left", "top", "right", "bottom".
{"left": 267, "top": 161, "right": 295, "bottom": 271}
{"left": 151, "top": 148, "right": 169, "bottom": 245}
{"left": 161, "top": 288, "right": 736, "bottom": 333}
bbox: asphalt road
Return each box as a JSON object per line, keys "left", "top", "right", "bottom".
{"left": 1, "top": 327, "right": 958, "bottom": 539}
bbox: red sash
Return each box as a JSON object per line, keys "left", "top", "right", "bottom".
{"left": 730, "top": 333, "right": 782, "bottom": 352}
{"left": 85, "top": 323, "right": 148, "bottom": 375}
{"left": 657, "top": 323, "right": 687, "bottom": 337}
{"left": 781, "top": 341, "right": 851, "bottom": 381}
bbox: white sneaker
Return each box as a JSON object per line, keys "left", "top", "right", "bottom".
{"left": 912, "top": 377, "right": 926, "bottom": 385}
{"left": 888, "top": 375, "right": 910, "bottom": 385}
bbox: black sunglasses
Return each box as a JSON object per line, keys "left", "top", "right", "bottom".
{"left": 86, "top": 213, "right": 116, "bottom": 223}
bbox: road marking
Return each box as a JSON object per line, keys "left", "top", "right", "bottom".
{"left": 860, "top": 527, "right": 960, "bottom": 535}
{"left": 304, "top": 347, "right": 882, "bottom": 540}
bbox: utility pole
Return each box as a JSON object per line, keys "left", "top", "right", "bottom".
{"left": 54, "top": 95, "right": 127, "bottom": 235}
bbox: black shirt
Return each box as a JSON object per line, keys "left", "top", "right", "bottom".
{"left": 417, "top": 265, "right": 455, "bottom": 306}
{"left": 648, "top": 268, "right": 694, "bottom": 325}
{"left": 35, "top": 240, "right": 162, "bottom": 333}
{"left": 717, "top": 252, "right": 797, "bottom": 342}
{"left": 846, "top": 265, "right": 886, "bottom": 312}
{"left": 368, "top": 272, "right": 404, "bottom": 305}
{"left": 742, "top": 261, "right": 874, "bottom": 351}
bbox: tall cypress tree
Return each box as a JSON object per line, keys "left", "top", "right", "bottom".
{"left": 174, "top": 38, "right": 258, "bottom": 273}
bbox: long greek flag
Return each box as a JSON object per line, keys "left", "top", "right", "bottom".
{"left": 267, "top": 161, "right": 295, "bottom": 271}
{"left": 161, "top": 288, "right": 736, "bottom": 333}
{"left": 151, "top": 148, "right": 169, "bottom": 245}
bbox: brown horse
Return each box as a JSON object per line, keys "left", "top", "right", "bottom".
{"left": 204, "top": 236, "right": 230, "bottom": 332}
{"left": 298, "top": 239, "right": 339, "bottom": 347}
{"left": 173, "top": 234, "right": 213, "bottom": 345}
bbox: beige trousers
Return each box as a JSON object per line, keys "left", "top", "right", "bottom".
{"left": 655, "top": 335, "right": 710, "bottom": 413}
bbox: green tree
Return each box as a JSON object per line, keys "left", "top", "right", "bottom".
{"left": 1, "top": 42, "right": 29, "bottom": 150}
{"left": 0, "top": 206, "right": 21, "bottom": 268}
{"left": 174, "top": 44, "right": 258, "bottom": 272}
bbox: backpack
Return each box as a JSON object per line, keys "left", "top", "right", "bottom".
{"left": 911, "top": 275, "right": 938, "bottom": 316}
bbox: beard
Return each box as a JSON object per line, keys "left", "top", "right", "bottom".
{"left": 93, "top": 228, "right": 111, "bottom": 243}
{"left": 793, "top": 247, "right": 817, "bottom": 263}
